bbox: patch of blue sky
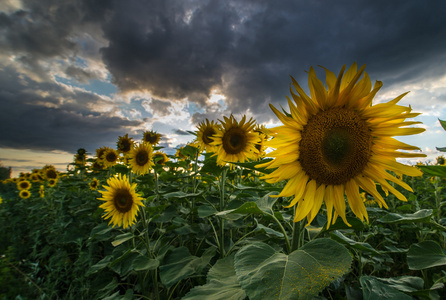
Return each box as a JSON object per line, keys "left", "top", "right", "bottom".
{"left": 54, "top": 75, "right": 117, "bottom": 97}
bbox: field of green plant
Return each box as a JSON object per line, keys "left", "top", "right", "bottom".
{"left": 1, "top": 142, "right": 445, "bottom": 299}
{"left": 1, "top": 65, "right": 445, "bottom": 300}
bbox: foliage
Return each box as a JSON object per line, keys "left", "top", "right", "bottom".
{"left": 0, "top": 148, "right": 445, "bottom": 299}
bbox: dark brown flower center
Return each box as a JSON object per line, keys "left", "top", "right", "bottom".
{"left": 106, "top": 152, "right": 117, "bottom": 162}
{"left": 202, "top": 127, "right": 216, "bottom": 144}
{"left": 118, "top": 139, "right": 132, "bottom": 152}
{"left": 222, "top": 127, "right": 248, "bottom": 154}
{"left": 136, "top": 151, "right": 149, "bottom": 166}
{"left": 299, "top": 107, "right": 372, "bottom": 185}
{"left": 113, "top": 189, "right": 133, "bottom": 213}
{"left": 46, "top": 169, "right": 57, "bottom": 179}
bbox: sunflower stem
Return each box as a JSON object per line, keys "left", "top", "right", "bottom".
{"left": 269, "top": 213, "right": 291, "bottom": 254}
{"left": 219, "top": 168, "right": 228, "bottom": 257}
{"left": 291, "top": 218, "right": 306, "bottom": 251}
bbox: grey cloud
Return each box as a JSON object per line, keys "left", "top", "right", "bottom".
{"left": 99, "top": 0, "right": 446, "bottom": 123}
{"left": 173, "top": 129, "right": 192, "bottom": 136}
{"left": 65, "top": 66, "right": 97, "bottom": 83}
{"left": 0, "top": 66, "right": 143, "bottom": 153}
{"left": 149, "top": 98, "right": 172, "bottom": 116}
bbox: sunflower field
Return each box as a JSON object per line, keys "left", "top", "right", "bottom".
{"left": 1, "top": 64, "right": 446, "bottom": 300}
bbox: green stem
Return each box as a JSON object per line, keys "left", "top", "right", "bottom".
{"left": 268, "top": 212, "right": 291, "bottom": 254}
{"left": 219, "top": 168, "right": 227, "bottom": 257}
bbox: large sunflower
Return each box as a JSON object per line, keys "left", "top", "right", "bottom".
{"left": 258, "top": 63, "right": 425, "bottom": 226}
{"left": 98, "top": 174, "right": 144, "bottom": 229}
{"left": 211, "top": 115, "right": 260, "bottom": 167}
{"left": 194, "top": 119, "right": 220, "bottom": 153}
{"left": 129, "top": 143, "right": 154, "bottom": 175}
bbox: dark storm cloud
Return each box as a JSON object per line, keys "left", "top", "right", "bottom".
{"left": 0, "top": 66, "right": 142, "bottom": 153}
{"left": 100, "top": 0, "right": 446, "bottom": 122}
{"left": 1, "top": 0, "right": 446, "bottom": 157}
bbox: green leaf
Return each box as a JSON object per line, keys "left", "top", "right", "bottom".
{"left": 160, "top": 246, "right": 216, "bottom": 287}
{"left": 231, "top": 158, "right": 275, "bottom": 174}
{"left": 216, "top": 202, "right": 264, "bottom": 219}
{"left": 439, "top": 118, "right": 446, "bottom": 131}
{"left": 330, "top": 231, "right": 381, "bottom": 255}
{"left": 111, "top": 232, "right": 134, "bottom": 247}
{"left": 234, "top": 239, "right": 352, "bottom": 300}
{"left": 132, "top": 255, "right": 159, "bottom": 271}
{"left": 436, "top": 146, "right": 446, "bottom": 152}
{"left": 377, "top": 209, "right": 433, "bottom": 224}
{"left": 418, "top": 165, "right": 446, "bottom": 177}
{"left": 407, "top": 241, "right": 446, "bottom": 270}
{"left": 256, "top": 192, "right": 280, "bottom": 215}
{"left": 182, "top": 255, "right": 246, "bottom": 300}
{"left": 88, "top": 256, "right": 113, "bottom": 275}
{"left": 360, "top": 276, "right": 412, "bottom": 300}
{"left": 197, "top": 205, "right": 217, "bottom": 218}
{"left": 320, "top": 216, "right": 365, "bottom": 232}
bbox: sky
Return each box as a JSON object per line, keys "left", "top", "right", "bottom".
{"left": 1, "top": 0, "right": 446, "bottom": 177}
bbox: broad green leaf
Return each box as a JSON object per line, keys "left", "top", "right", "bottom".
{"left": 182, "top": 255, "right": 246, "bottom": 300}
{"left": 436, "top": 146, "right": 446, "bottom": 152}
{"left": 111, "top": 232, "right": 134, "bottom": 247}
{"left": 407, "top": 241, "right": 446, "bottom": 270}
{"left": 160, "top": 246, "right": 216, "bottom": 287}
{"left": 330, "top": 231, "right": 381, "bottom": 255}
{"left": 132, "top": 255, "right": 159, "bottom": 271}
{"left": 377, "top": 209, "right": 433, "bottom": 224}
{"left": 234, "top": 239, "right": 352, "bottom": 300}
{"left": 216, "top": 202, "right": 264, "bottom": 219}
{"left": 376, "top": 276, "right": 423, "bottom": 293}
{"left": 88, "top": 256, "right": 112, "bottom": 275}
{"left": 418, "top": 165, "right": 446, "bottom": 177}
{"left": 256, "top": 192, "right": 280, "bottom": 215}
{"left": 254, "top": 223, "right": 284, "bottom": 238}
{"left": 197, "top": 204, "right": 217, "bottom": 218}
{"left": 360, "top": 276, "right": 412, "bottom": 300}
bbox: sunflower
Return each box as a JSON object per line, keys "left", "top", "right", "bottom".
{"left": 89, "top": 178, "right": 100, "bottom": 190}
{"left": 48, "top": 178, "right": 58, "bottom": 187}
{"left": 194, "top": 119, "right": 220, "bottom": 153}
{"left": 95, "top": 146, "right": 108, "bottom": 160}
{"left": 74, "top": 153, "right": 86, "bottom": 166}
{"left": 258, "top": 63, "right": 425, "bottom": 226}
{"left": 252, "top": 125, "right": 269, "bottom": 160}
{"left": 210, "top": 115, "right": 260, "bottom": 167}
{"left": 102, "top": 148, "right": 120, "bottom": 167}
{"left": 117, "top": 134, "right": 134, "bottom": 154}
{"left": 90, "top": 160, "right": 104, "bottom": 172}
{"left": 98, "top": 174, "right": 145, "bottom": 229}
{"left": 17, "top": 180, "right": 31, "bottom": 190}
{"left": 129, "top": 143, "right": 154, "bottom": 175}
{"left": 19, "top": 190, "right": 31, "bottom": 199}
{"left": 175, "top": 147, "right": 186, "bottom": 160}
{"left": 143, "top": 130, "right": 162, "bottom": 146}
{"left": 39, "top": 185, "right": 45, "bottom": 198}
{"left": 153, "top": 151, "right": 170, "bottom": 166}
{"left": 43, "top": 166, "right": 59, "bottom": 180}
{"left": 436, "top": 155, "right": 445, "bottom": 166}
